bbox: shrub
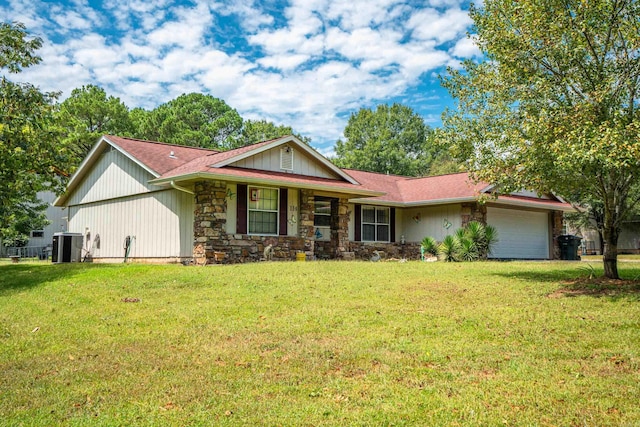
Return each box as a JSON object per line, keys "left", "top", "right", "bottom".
{"left": 422, "top": 221, "right": 499, "bottom": 262}
{"left": 420, "top": 236, "right": 438, "bottom": 255}
{"left": 438, "top": 235, "right": 460, "bottom": 262}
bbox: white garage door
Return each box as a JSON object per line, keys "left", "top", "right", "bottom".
{"left": 487, "top": 207, "right": 550, "bottom": 259}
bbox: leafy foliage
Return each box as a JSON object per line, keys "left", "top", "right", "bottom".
{"left": 427, "top": 221, "right": 499, "bottom": 262}
{"left": 237, "top": 119, "right": 311, "bottom": 146}
{"left": 334, "top": 103, "right": 437, "bottom": 177}
{"left": 440, "top": 0, "right": 640, "bottom": 278}
{"left": 133, "top": 93, "right": 243, "bottom": 150}
{"left": 420, "top": 236, "right": 438, "bottom": 256}
{"left": 0, "top": 22, "right": 69, "bottom": 245}
{"left": 438, "top": 235, "right": 460, "bottom": 262}
{"left": 56, "top": 84, "right": 134, "bottom": 164}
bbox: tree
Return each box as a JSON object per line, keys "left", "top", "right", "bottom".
{"left": 237, "top": 119, "right": 311, "bottom": 147}
{"left": 56, "top": 84, "right": 133, "bottom": 164}
{"left": 334, "top": 103, "right": 436, "bottom": 177}
{"left": 134, "top": 93, "right": 243, "bottom": 150}
{"left": 0, "top": 22, "right": 69, "bottom": 246}
{"left": 440, "top": 0, "right": 640, "bottom": 279}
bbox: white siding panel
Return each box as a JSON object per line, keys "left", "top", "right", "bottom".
{"left": 400, "top": 205, "right": 462, "bottom": 243}
{"left": 487, "top": 207, "right": 550, "bottom": 259}
{"left": 67, "top": 190, "right": 194, "bottom": 259}
{"left": 27, "top": 191, "right": 68, "bottom": 247}
{"left": 67, "top": 149, "right": 160, "bottom": 206}
{"left": 225, "top": 183, "right": 238, "bottom": 235}
{"left": 231, "top": 146, "right": 340, "bottom": 179}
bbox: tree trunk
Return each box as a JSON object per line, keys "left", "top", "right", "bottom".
{"left": 602, "top": 216, "right": 620, "bottom": 280}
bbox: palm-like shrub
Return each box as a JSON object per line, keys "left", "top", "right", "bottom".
{"left": 422, "top": 221, "right": 499, "bottom": 262}
{"left": 420, "top": 236, "right": 438, "bottom": 256}
{"left": 438, "top": 235, "right": 460, "bottom": 262}
{"left": 483, "top": 224, "right": 499, "bottom": 256}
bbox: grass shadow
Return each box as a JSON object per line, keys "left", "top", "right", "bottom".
{"left": 493, "top": 263, "right": 640, "bottom": 301}
{"left": 0, "top": 262, "right": 117, "bottom": 296}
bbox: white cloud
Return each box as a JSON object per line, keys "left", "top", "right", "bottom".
{"left": 450, "top": 36, "right": 482, "bottom": 58}
{"left": 407, "top": 8, "right": 472, "bottom": 44}
{"left": 1, "top": 0, "right": 478, "bottom": 150}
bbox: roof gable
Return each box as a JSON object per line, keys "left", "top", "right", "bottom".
{"left": 54, "top": 135, "right": 218, "bottom": 206}
{"left": 209, "top": 135, "right": 359, "bottom": 185}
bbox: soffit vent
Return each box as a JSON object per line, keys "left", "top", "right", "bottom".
{"left": 281, "top": 146, "right": 294, "bottom": 170}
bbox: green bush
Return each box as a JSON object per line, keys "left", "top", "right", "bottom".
{"left": 423, "top": 221, "right": 499, "bottom": 262}
{"left": 420, "top": 236, "right": 438, "bottom": 255}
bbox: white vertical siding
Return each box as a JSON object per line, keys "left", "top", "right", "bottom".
{"left": 27, "top": 191, "right": 68, "bottom": 247}
{"left": 226, "top": 183, "right": 237, "bottom": 235}
{"left": 67, "top": 190, "right": 194, "bottom": 259}
{"left": 231, "top": 146, "right": 340, "bottom": 179}
{"left": 67, "top": 148, "right": 161, "bottom": 206}
{"left": 287, "top": 188, "right": 299, "bottom": 237}
{"left": 400, "top": 205, "right": 462, "bottom": 243}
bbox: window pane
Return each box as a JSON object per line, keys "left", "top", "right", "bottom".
{"left": 362, "top": 206, "right": 375, "bottom": 223}
{"left": 314, "top": 215, "right": 331, "bottom": 227}
{"left": 249, "top": 211, "right": 277, "bottom": 234}
{"left": 314, "top": 200, "right": 331, "bottom": 215}
{"left": 249, "top": 187, "right": 278, "bottom": 210}
{"left": 376, "top": 208, "right": 389, "bottom": 224}
{"left": 377, "top": 225, "right": 389, "bottom": 241}
{"left": 363, "top": 224, "right": 375, "bottom": 241}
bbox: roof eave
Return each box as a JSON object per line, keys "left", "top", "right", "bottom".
{"left": 150, "top": 172, "right": 384, "bottom": 198}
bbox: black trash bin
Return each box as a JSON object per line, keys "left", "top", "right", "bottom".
{"left": 558, "top": 235, "right": 582, "bottom": 260}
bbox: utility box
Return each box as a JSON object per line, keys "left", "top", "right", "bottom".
{"left": 52, "top": 232, "right": 83, "bottom": 263}
{"left": 558, "top": 235, "right": 582, "bottom": 260}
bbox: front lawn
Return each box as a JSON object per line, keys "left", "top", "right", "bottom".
{"left": 1, "top": 260, "right": 639, "bottom": 425}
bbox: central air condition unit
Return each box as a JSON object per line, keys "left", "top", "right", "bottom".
{"left": 52, "top": 232, "right": 83, "bottom": 263}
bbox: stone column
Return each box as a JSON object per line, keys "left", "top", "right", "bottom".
{"left": 336, "top": 197, "right": 350, "bottom": 256}
{"left": 461, "top": 202, "right": 487, "bottom": 227}
{"left": 193, "top": 180, "right": 228, "bottom": 264}
{"left": 298, "top": 190, "right": 315, "bottom": 258}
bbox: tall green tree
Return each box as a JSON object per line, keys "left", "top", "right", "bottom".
{"left": 334, "top": 103, "right": 435, "bottom": 177}
{"left": 0, "top": 22, "right": 69, "bottom": 246}
{"left": 134, "top": 93, "right": 243, "bottom": 150}
{"left": 56, "top": 84, "right": 133, "bottom": 164}
{"left": 441, "top": 0, "right": 640, "bottom": 279}
{"left": 238, "top": 119, "right": 311, "bottom": 146}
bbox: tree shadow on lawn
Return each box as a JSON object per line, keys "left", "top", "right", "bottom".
{"left": 493, "top": 264, "right": 640, "bottom": 301}
{"left": 0, "top": 262, "right": 115, "bottom": 296}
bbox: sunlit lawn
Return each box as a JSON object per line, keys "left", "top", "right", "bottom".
{"left": 1, "top": 260, "right": 639, "bottom": 426}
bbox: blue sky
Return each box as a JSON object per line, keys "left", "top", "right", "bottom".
{"left": 2, "top": 0, "right": 481, "bottom": 154}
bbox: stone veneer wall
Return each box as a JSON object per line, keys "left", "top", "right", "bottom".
{"left": 461, "top": 202, "right": 487, "bottom": 227}
{"left": 193, "top": 180, "right": 307, "bottom": 264}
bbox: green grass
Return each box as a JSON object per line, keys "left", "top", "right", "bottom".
{"left": 1, "top": 260, "right": 639, "bottom": 426}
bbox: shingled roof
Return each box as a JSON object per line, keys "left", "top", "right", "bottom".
{"left": 55, "top": 134, "right": 573, "bottom": 211}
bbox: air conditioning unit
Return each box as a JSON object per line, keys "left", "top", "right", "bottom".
{"left": 52, "top": 232, "right": 83, "bottom": 263}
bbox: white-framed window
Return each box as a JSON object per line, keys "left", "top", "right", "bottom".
{"left": 248, "top": 186, "right": 279, "bottom": 235}
{"left": 362, "top": 206, "right": 390, "bottom": 242}
{"left": 314, "top": 197, "right": 332, "bottom": 227}
{"left": 31, "top": 230, "right": 44, "bottom": 238}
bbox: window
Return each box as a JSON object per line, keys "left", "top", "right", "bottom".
{"left": 31, "top": 230, "right": 44, "bottom": 238}
{"left": 248, "top": 187, "right": 279, "bottom": 234}
{"left": 314, "top": 197, "right": 332, "bottom": 227}
{"left": 362, "top": 206, "right": 390, "bottom": 242}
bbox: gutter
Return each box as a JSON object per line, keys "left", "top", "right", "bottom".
{"left": 170, "top": 181, "right": 194, "bottom": 195}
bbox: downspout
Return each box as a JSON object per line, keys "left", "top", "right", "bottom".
{"left": 170, "top": 181, "right": 194, "bottom": 195}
